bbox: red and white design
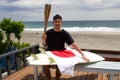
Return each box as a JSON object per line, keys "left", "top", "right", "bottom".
{"left": 46, "top": 47, "right": 105, "bottom": 75}
{"left": 51, "top": 50, "right": 75, "bottom": 58}
{"left": 46, "top": 48, "right": 85, "bottom": 75}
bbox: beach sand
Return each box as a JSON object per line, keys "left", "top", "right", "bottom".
{"left": 13, "top": 30, "right": 120, "bottom": 51}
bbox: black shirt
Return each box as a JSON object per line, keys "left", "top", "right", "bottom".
{"left": 46, "top": 29, "right": 74, "bottom": 50}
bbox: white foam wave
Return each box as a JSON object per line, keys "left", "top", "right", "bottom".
{"left": 64, "top": 27, "right": 120, "bottom": 32}
{"left": 24, "top": 27, "right": 120, "bottom": 32}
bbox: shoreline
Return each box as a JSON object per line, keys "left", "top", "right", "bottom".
{"left": 13, "top": 30, "right": 120, "bottom": 51}
{"left": 23, "top": 29, "right": 120, "bottom": 34}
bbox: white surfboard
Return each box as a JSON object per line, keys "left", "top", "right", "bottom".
{"left": 27, "top": 47, "right": 105, "bottom": 75}
{"left": 26, "top": 47, "right": 105, "bottom": 65}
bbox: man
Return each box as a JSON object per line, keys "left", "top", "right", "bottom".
{"left": 42, "top": 14, "right": 89, "bottom": 80}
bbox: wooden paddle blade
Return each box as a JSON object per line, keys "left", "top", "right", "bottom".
{"left": 44, "top": 4, "right": 48, "bottom": 34}
{"left": 43, "top": 4, "right": 51, "bottom": 35}
{"left": 47, "top": 4, "right": 51, "bottom": 21}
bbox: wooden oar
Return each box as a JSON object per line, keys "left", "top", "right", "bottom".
{"left": 43, "top": 4, "right": 51, "bottom": 35}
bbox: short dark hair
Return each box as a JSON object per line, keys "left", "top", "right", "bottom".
{"left": 53, "top": 14, "right": 62, "bottom": 20}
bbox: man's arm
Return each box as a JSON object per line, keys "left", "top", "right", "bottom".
{"left": 70, "top": 42, "right": 90, "bottom": 62}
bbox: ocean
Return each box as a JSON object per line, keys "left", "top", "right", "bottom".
{"left": 23, "top": 20, "right": 120, "bottom": 32}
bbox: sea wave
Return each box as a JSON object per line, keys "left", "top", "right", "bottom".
{"left": 25, "top": 27, "right": 120, "bottom": 32}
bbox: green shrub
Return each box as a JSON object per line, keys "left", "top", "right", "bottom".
{"left": 0, "top": 18, "right": 30, "bottom": 54}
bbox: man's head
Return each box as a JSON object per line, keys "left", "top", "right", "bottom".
{"left": 53, "top": 14, "right": 62, "bottom": 21}
{"left": 53, "top": 14, "right": 62, "bottom": 31}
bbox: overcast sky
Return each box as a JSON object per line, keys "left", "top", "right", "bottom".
{"left": 0, "top": 0, "right": 120, "bottom": 21}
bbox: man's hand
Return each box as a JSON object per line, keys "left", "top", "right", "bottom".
{"left": 42, "top": 34, "right": 47, "bottom": 40}
{"left": 42, "top": 34, "right": 47, "bottom": 47}
{"left": 82, "top": 56, "right": 90, "bottom": 62}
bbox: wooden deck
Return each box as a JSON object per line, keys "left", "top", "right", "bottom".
{"left": 3, "top": 66, "right": 120, "bottom": 80}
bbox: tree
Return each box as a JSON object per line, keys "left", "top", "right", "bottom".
{"left": 11, "top": 21, "right": 24, "bottom": 43}
{"left": 0, "top": 18, "right": 24, "bottom": 41}
{"left": 0, "top": 18, "right": 29, "bottom": 54}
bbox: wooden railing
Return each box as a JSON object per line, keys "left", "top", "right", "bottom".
{"left": 82, "top": 48, "right": 120, "bottom": 61}
{"left": 0, "top": 44, "right": 39, "bottom": 80}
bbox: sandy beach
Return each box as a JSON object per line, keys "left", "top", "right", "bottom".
{"left": 14, "top": 30, "right": 120, "bottom": 51}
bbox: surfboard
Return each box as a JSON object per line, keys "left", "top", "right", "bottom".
{"left": 26, "top": 47, "right": 105, "bottom": 65}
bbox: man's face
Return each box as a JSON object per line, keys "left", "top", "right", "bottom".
{"left": 53, "top": 19, "right": 62, "bottom": 30}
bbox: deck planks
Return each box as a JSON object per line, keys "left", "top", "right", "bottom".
{"left": 3, "top": 66, "right": 120, "bottom": 80}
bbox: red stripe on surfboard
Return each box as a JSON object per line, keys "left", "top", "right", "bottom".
{"left": 51, "top": 50, "right": 75, "bottom": 58}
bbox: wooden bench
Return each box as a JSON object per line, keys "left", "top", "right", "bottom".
{"left": 75, "top": 61, "right": 120, "bottom": 80}
{"left": 27, "top": 49, "right": 120, "bottom": 80}
{"left": 31, "top": 61, "right": 120, "bottom": 80}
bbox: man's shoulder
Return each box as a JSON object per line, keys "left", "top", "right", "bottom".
{"left": 47, "top": 28, "right": 54, "bottom": 32}
{"left": 61, "top": 29, "right": 69, "bottom": 34}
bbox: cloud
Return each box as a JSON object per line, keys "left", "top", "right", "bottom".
{"left": 1, "top": 0, "right": 120, "bottom": 11}
{"left": 0, "top": 0, "right": 42, "bottom": 11}
{"left": 75, "top": 0, "right": 120, "bottom": 11}
{"left": 0, "top": 0, "right": 120, "bottom": 21}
